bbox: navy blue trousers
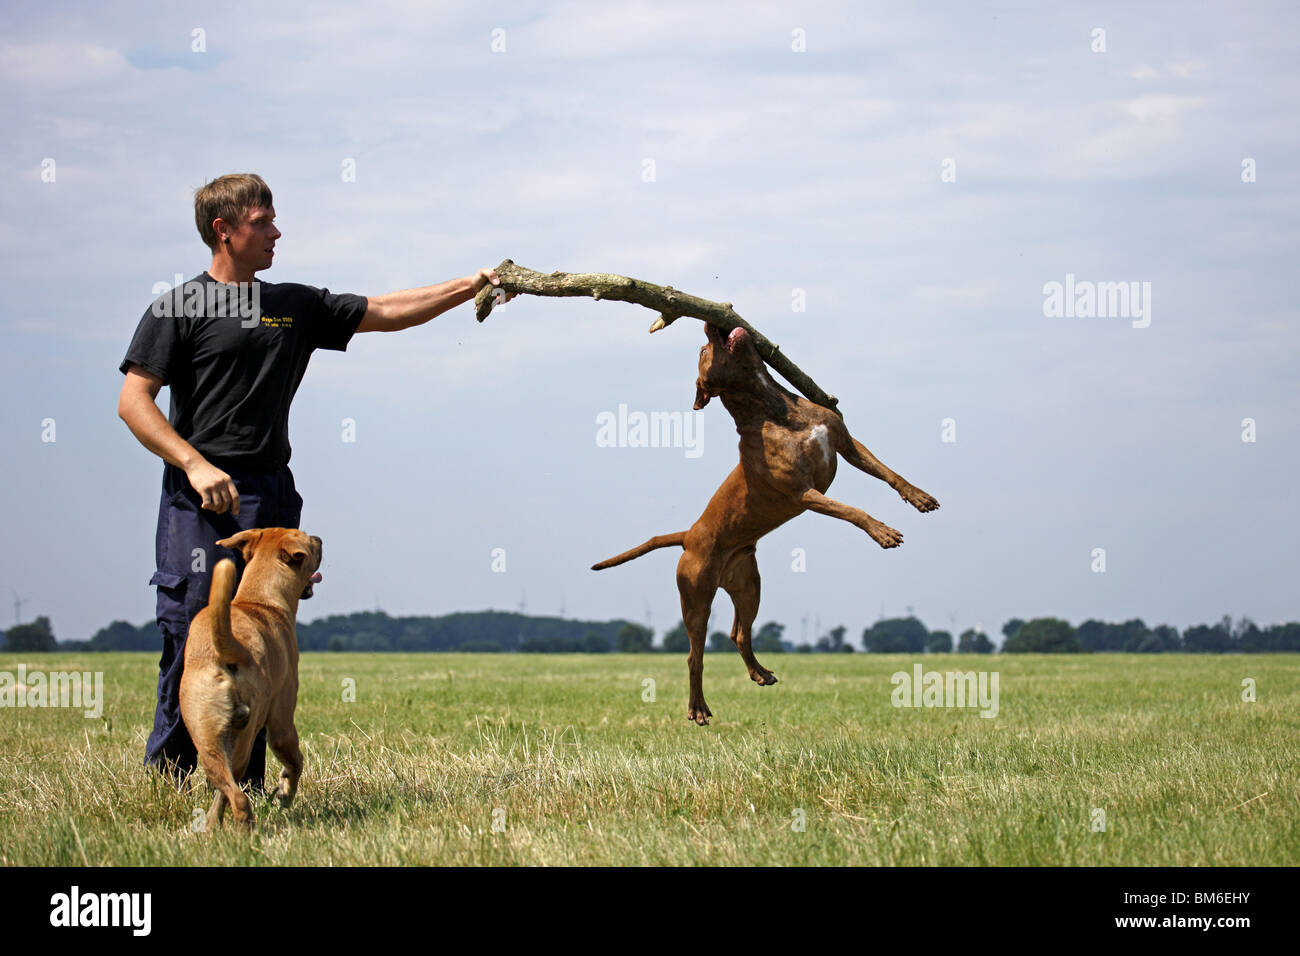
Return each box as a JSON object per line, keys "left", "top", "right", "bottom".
{"left": 144, "top": 460, "right": 303, "bottom": 791}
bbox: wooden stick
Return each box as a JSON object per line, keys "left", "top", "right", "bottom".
{"left": 474, "top": 259, "right": 842, "bottom": 417}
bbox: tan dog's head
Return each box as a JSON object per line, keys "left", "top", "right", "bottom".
{"left": 216, "top": 528, "right": 324, "bottom": 600}
{"left": 694, "top": 323, "right": 763, "bottom": 409}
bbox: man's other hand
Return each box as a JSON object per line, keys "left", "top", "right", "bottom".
{"left": 186, "top": 460, "right": 240, "bottom": 515}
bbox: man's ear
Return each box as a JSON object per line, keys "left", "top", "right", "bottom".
{"left": 216, "top": 528, "right": 263, "bottom": 562}
{"left": 693, "top": 378, "right": 712, "bottom": 410}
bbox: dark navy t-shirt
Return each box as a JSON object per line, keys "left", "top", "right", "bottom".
{"left": 120, "top": 272, "right": 368, "bottom": 471}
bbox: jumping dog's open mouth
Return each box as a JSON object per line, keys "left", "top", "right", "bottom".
{"left": 708, "top": 324, "right": 749, "bottom": 353}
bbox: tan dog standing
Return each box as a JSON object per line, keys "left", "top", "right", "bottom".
{"left": 180, "top": 527, "right": 322, "bottom": 829}
{"left": 593, "top": 323, "right": 939, "bottom": 725}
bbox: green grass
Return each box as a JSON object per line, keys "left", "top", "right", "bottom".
{"left": 1, "top": 652, "right": 1296, "bottom": 865}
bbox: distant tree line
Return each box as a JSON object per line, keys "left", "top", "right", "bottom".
{"left": 8, "top": 610, "right": 1300, "bottom": 654}
{"left": 993, "top": 615, "right": 1300, "bottom": 653}
{"left": 849, "top": 615, "right": 1300, "bottom": 654}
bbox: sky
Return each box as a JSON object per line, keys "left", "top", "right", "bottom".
{"left": 1, "top": 0, "right": 1297, "bottom": 648}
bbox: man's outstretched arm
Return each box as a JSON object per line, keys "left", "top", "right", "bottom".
{"left": 356, "top": 267, "right": 513, "bottom": 333}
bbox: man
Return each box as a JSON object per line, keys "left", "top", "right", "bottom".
{"left": 118, "top": 172, "right": 513, "bottom": 790}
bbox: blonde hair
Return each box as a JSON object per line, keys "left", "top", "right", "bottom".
{"left": 194, "top": 173, "right": 273, "bottom": 250}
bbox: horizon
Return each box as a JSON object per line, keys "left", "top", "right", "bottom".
{"left": 15, "top": 603, "right": 1290, "bottom": 653}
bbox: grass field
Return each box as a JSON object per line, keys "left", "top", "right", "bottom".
{"left": 1, "top": 652, "right": 1296, "bottom": 866}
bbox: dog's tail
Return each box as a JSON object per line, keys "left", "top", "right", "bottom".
{"left": 591, "top": 532, "right": 688, "bottom": 570}
{"left": 207, "top": 559, "right": 250, "bottom": 666}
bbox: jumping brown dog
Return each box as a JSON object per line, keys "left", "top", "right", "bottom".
{"left": 592, "top": 323, "right": 939, "bottom": 725}
{"left": 180, "top": 527, "right": 322, "bottom": 829}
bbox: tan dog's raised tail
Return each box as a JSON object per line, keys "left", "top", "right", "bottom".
{"left": 180, "top": 527, "right": 322, "bottom": 830}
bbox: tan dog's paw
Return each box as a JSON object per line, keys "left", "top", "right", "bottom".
{"left": 866, "top": 519, "right": 903, "bottom": 549}
{"left": 226, "top": 803, "right": 256, "bottom": 831}
{"left": 748, "top": 666, "right": 778, "bottom": 686}
{"left": 687, "top": 700, "right": 713, "bottom": 726}
{"left": 900, "top": 483, "right": 939, "bottom": 513}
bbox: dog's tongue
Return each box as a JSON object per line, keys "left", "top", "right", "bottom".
{"left": 727, "top": 327, "right": 748, "bottom": 351}
{"left": 311, "top": 572, "right": 323, "bottom": 583}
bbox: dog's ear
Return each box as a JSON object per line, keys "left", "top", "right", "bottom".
{"left": 693, "top": 378, "right": 712, "bottom": 409}
{"left": 215, "top": 528, "right": 263, "bottom": 562}
{"left": 279, "top": 544, "right": 310, "bottom": 569}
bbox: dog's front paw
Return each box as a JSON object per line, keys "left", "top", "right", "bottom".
{"left": 866, "top": 519, "right": 903, "bottom": 549}
{"left": 899, "top": 483, "right": 939, "bottom": 513}
{"left": 748, "top": 665, "right": 778, "bottom": 686}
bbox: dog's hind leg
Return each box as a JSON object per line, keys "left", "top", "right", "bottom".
{"left": 266, "top": 706, "right": 303, "bottom": 809}
{"left": 198, "top": 742, "right": 253, "bottom": 830}
{"left": 207, "top": 789, "right": 226, "bottom": 829}
{"left": 677, "top": 545, "right": 721, "bottom": 726}
{"left": 212, "top": 732, "right": 257, "bottom": 829}
{"left": 721, "top": 548, "right": 776, "bottom": 687}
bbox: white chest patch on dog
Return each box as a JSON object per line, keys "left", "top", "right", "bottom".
{"left": 808, "top": 424, "right": 832, "bottom": 463}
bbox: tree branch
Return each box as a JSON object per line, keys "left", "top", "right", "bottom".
{"left": 474, "top": 259, "right": 841, "bottom": 417}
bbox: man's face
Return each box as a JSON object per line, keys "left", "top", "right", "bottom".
{"left": 217, "top": 204, "right": 281, "bottom": 273}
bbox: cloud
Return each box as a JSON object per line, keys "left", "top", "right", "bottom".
{"left": 1169, "top": 59, "right": 1208, "bottom": 77}
{"left": 0, "top": 41, "right": 131, "bottom": 89}
{"left": 1122, "top": 93, "right": 1208, "bottom": 122}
